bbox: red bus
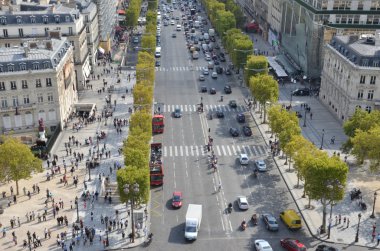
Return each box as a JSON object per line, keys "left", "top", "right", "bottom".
{"left": 152, "top": 114, "right": 164, "bottom": 134}
{"left": 150, "top": 143, "right": 164, "bottom": 186}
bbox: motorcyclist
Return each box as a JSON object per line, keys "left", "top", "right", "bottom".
{"left": 228, "top": 203, "right": 233, "bottom": 213}
{"left": 254, "top": 168, "right": 258, "bottom": 178}
{"left": 241, "top": 219, "right": 247, "bottom": 230}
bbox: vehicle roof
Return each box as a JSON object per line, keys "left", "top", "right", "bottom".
{"left": 282, "top": 209, "right": 300, "bottom": 218}
{"left": 173, "top": 191, "right": 182, "bottom": 196}
{"left": 238, "top": 196, "right": 248, "bottom": 203}
{"left": 256, "top": 160, "right": 265, "bottom": 163}
{"left": 240, "top": 153, "right": 248, "bottom": 158}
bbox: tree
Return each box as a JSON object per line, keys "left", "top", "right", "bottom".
{"left": 147, "top": 0, "right": 158, "bottom": 10}
{"left": 141, "top": 34, "right": 156, "bottom": 55}
{"left": 0, "top": 136, "right": 43, "bottom": 195}
{"left": 249, "top": 75, "right": 279, "bottom": 123}
{"left": 129, "top": 111, "right": 152, "bottom": 135}
{"left": 278, "top": 118, "right": 301, "bottom": 154}
{"left": 232, "top": 38, "right": 253, "bottom": 69}
{"left": 351, "top": 125, "right": 380, "bottom": 171}
{"left": 146, "top": 10, "right": 157, "bottom": 24}
{"left": 245, "top": 55, "right": 268, "bottom": 83}
{"left": 215, "top": 10, "right": 236, "bottom": 35}
{"left": 304, "top": 154, "right": 348, "bottom": 233}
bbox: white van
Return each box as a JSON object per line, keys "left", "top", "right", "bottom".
{"left": 155, "top": 47, "right": 161, "bottom": 58}
{"left": 204, "top": 33, "right": 209, "bottom": 40}
{"left": 176, "top": 24, "right": 182, "bottom": 31}
{"left": 192, "top": 51, "right": 199, "bottom": 59}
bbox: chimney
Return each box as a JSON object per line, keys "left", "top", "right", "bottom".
{"left": 39, "top": 0, "right": 50, "bottom": 5}
{"left": 49, "top": 30, "right": 61, "bottom": 39}
{"left": 23, "top": 46, "right": 29, "bottom": 58}
{"left": 45, "top": 40, "right": 53, "bottom": 50}
{"left": 49, "top": 5, "right": 55, "bottom": 13}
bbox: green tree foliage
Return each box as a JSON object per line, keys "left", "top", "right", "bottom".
{"left": 146, "top": 10, "right": 157, "bottom": 25}
{"left": 133, "top": 84, "right": 153, "bottom": 108}
{"left": 351, "top": 125, "right": 380, "bottom": 171}
{"left": 117, "top": 166, "right": 150, "bottom": 205}
{"left": 147, "top": 0, "right": 158, "bottom": 10}
{"left": 223, "top": 28, "right": 241, "bottom": 50}
{"left": 129, "top": 111, "right": 152, "bottom": 135}
{"left": 209, "top": 1, "right": 225, "bottom": 22}
{"left": 249, "top": 75, "right": 279, "bottom": 123}
{"left": 245, "top": 55, "right": 268, "bottom": 83}
{"left": 304, "top": 154, "right": 348, "bottom": 232}
{"left": 141, "top": 34, "right": 156, "bottom": 55}
{"left": 215, "top": 10, "right": 236, "bottom": 35}
{"left": 223, "top": 0, "right": 246, "bottom": 28}
{"left": 0, "top": 136, "right": 43, "bottom": 195}
{"left": 125, "top": 0, "right": 142, "bottom": 27}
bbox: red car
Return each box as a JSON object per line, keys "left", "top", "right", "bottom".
{"left": 171, "top": 191, "right": 183, "bottom": 208}
{"left": 280, "top": 238, "right": 307, "bottom": 251}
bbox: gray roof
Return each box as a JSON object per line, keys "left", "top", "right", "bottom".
{"left": 0, "top": 37, "right": 71, "bottom": 73}
{"left": 330, "top": 35, "right": 380, "bottom": 68}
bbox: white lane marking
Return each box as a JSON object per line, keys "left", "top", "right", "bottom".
{"left": 221, "top": 145, "right": 226, "bottom": 156}
{"left": 231, "top": 145, "right": 236, "bottom": 155}
{"left": 163, "top": 146, "right": 167, "bottom": 157}
{"left": 251, "top": 146, "right": 258, "bottom": 156}
{"left": 245, "top": 145, "right": 252, "bottom": 156}
{"left": 241, "top": 145, "right": 246, "bottom": 154}
{"left": 216, "top": 145, "right": 221, "bottom": 156}
{"left": 185, "top": 146, "right": 189, "bottom": 156}
{"left": 184, "top": 105, "right": 188, "bottom": 112}
{"left": 236, "top": 145, "right": 241, "bottom": 153}
{"left": 180, "top": 146, "right": 183, "bottom": 156}
{"left": 226, "top": 145, "right": 232, "bottom": 156}
{"left": 195, "top": 146, "right": 199, "bottom": 156}
{"left": 174, "top": 146, "right": 178, "bottom": 156}
{"left": 191, "top": 146, "right": 194, "bottom": 156}
{"left": 163, "top": 105, "right": 166, "bottom": 113}
{"left": 169, "top": 146, "right": 173, "bottom": 156}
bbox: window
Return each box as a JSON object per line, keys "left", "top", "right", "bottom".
{"left": 17, "top": 17, "right": 22, "bottom": 24}
{"left": 20, "top": 64, "right": 26, "bottom": 71}
{"left": 12, "top": 96, "right": 18, "bottom": 107}
{"left": 46, "top": 78, "right": 52, "bottom": 87}
{"left": 23, "top": 95, "right": 30, "bottom": 104}
{"left": 1, "top": 97, "right": 7, "bottom": 108}
{"left": 47, "top": 93, "right": 53, "bottom": 102}
{"left": 360, "top": 75, "right": 366, "bottom": 84}
{"left": 366, "top": 106, "right": 372, "bottom": 113}
{"left": 18, "top": 28, "right": 23, "bottom": 37}
{"left": 65, "top": 16, "right": 70, "bottom": 22}
{"left": 3, "top": 29, "right": 8, "bottom": 37}
{"left": 68, "top": 27, "right": 73, "bottom": 35}
{"left": 8, "top": 65, "right": 14, "bottom": 72}
{"left": 370, "top": 76, "right": 376, "bottom": 85}
{"left": 5, "top": 43, "right": 10, "bottom": 48}
{"left": 30, "top": 16, "right": 36, "bottom": 23}
{"left": 0, "top": 17, "right": 6, "bottom": 25}
{"left": 33, "top": 63, "right": 39, "bottom": 70}
{"left": 43, "top": 62, "right": 49, "bottom": 69}
{"left": 10, "top": 81, "right": 17, "bottom": 90}
{"left": 43, "top": 16, "right": 48, "bottom": 24}
{"left": 0, "top": 82, "right": 5, "bottom": 90}
{"left": 0, "top": 65, "right": 3, "bottom": 72}
{"left": 85, "top": 15, "right": 89, "bottom": 22}
{"left": 86, "top": 26, "right": 90, "bottom": 33}
{"left": 37, "top": 93, "right": 43, "bottom": 103}
{"left": 368, "top": 90, "right": 374, "bottom": 100}
{"left": 44, "top": 27, "right": 49, "bottom": 36}
{"left": 21, "top": 80, "right": 28, "bottom": 89}
{"left": 36, "top": 79, "right": 42, "bottom": 88}
{"left": 358, "top": 89, "right": 364, "bottom": 99}
{"left": 55, "top": 16, "right": 60, "bottom": 23}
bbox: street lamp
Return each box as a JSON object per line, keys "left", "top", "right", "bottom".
{"left": 370, "top": 191, "right": 377, "bottom": 218}
{"left": 290, "top": 93, "right": 293, "bottom": 107}
{"left": 320, "top": 129, "right": 325, "bottom": 150}
{"left": 355, "top": 213, "right": 362, "bottom": 242}
{"left": 123, "top": 183, "right": 140, "bottom": 243}
{"left": 105, "top": 230, "right": 109, "bottom": 247}
{"left": 75, "top": 196, "right": 79, "bottom": 223}
{"left": 303, "top": 108, "right": 307, "bottom": 127}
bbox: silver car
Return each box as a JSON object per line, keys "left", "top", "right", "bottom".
{"left": 255, "top": 160, "right": 267, "bottom": 171}
{"left": 262, "top": 214, "right": 279, "bottom": 231}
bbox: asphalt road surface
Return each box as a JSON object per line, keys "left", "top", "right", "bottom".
{"left": 133, "top": 2, "right": 373, "bottom": 251}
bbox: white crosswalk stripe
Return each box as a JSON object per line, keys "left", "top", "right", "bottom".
{"left": 161, "top": 104, "right": 247, "bottom": 113}
{"left": 160, "top": 145, "right": 267, "bottom": 157}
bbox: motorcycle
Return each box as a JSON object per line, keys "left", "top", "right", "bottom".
{"left": 144, "top": 233, "right": 153, "bottom": 246}
{"left": 227, "top": 203, "right": 233, "bottom": 214}
{"left": 251, "top": 214, "right": 258, "bottom": 225}
{"left": 241, "top": 220, "right": 247, "bottom": 231}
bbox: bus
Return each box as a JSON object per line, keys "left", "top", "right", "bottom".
{"left": 152, "top": 114, "right": 164, "bottom": 134}
{"left": 150, "top": 143, "right": 164, "bottom": 186}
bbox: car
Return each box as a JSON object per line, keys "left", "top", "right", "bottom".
{"left": 155, "top": 60, "right": 161, "bottom": 67}
{"left": 133, "top": 37, "right": 139, "bottom": 44}
{"left": 209, "top": 88, "right": 216, "bottom": 94}
{"left": 229, "top": 127, "right": 239, "bottom": 137}
{"left": 215, "top": 44, "right": 220, "bottom": 50}
{"left": 255, "top": 240, "right": 273, "bottom": 251}
{"left": 173, "top": 108, "right": 182, "bottom": 118}
{"left": 216, "top": 66, "right": 223, "bottom": 74}
{"left": 175, "top": 16, "right": 179, "bottom": 20}
{"left": 176, "top": 25, "right": 182, "bottom": 31}
{"left": 208, "top": 61, "right": 214, "bottom": 69}
{"left": 216, "top": 110, "right": 224, "bottom": 118}
{"left": 229, "top": 100, "right": 237, "bottom": 108}
{"left": 170, "top": 20, "right": 175, "bottom": 25}
{"left": 171, "top": 191, "right": 183, "bottom": 208}
{"left": 199, "top": 74, "right": 205, "bottom": 81}
{"left": 239, "top": 154, "right": 249, "bottom": 165}
{"left": 205, "top": 55, "right": 211, "bottom": 61}
{"left": 255, "top": 160, "right": 267, "bottom": 171}
{"left": 242, "top": 126, "right": 252, "bottom": 136}
{"left": 262, "top": 214, "right": 279, "bottom": 231}
{"left": 172, "top": 33, "right": 177, "bottom": 38}
{"left": 211, "top": 72, "right": 217, "bottom": 79}
{"left": 292, "top": 88, "right": 310, "bottom": 96}
{"left": 237, "top": 196, "right": 249, "bottom": 210}
{"left": 236, "top": 113, "right": 245, "bottom": 123}
{"left": 225, "top": 68, "right": 231, "bottom": 75}
{"left": 220, "top": 56, "right": 226, "bottom": 62}
{"left": 224, "top": 85, "right": 232, "bottom": 94}
{"left": 200, "top": 86, "right": 207, "bottom": 93}
{"left": 214, "top": 60, "right": 220, "bottom": 65}
{"left": 202, "top": 68, "right": 209, "bottom": 75}
{"left": 164, "top": 21, "right": 168, "bottom": 26}
{"left": 315, "top": 244, "right": 339, "bottom": 251}
{"left": 157, "top": 26, "right": 161, "bottom": 32}
{"left": 280, "top": 238, "right": 307, "bottom": 251}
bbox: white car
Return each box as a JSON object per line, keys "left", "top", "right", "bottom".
{"left": 205, "top": 55, "right": 211, "bottom": 61}
{"left": 254, "top": 239, "right": 273, "bottom": 251}
{"left": 237, "top": 196, "right": 249, "bottom": 210}
{"left": 170, "top": 20, "right": 175, "bottom": 25}
{"left": 239, "top": 154, "right": 249, "bottom": 165}
{"left": 255, "top": 160, "right": 267, "bottom": 171}
{"left": 202, "top": 68, "right": 209, "bottom": 75}
{"left": 211, "top": 72, "right": 217, "bottom": 79}
{"left": 176, "top": 25, "right": 182, "bottom": 31}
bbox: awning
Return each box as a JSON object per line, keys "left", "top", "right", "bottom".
{"left": 117, "top": 10, "right": 126, "bottom": 15}
{"left": 98, "top": 47, "right": 105, "bottom": 54}
{"left": 275, "top": 54, "right": 298, "bottom": 76}
{"left": 267, "top": 57, "right": 288, "bottom": 78}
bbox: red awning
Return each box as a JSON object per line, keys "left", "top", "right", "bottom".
{"left": 117, "top": 9, "right": 126, "bottom": 15}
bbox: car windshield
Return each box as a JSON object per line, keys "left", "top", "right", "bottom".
{"left": 268, "top": 219, "right": 277, "bottom": 224}
{"left": 175, "top": 109, "right": 180, "bottom": 113}
{"left": 173, "top": 195, "right": 181, "bottom": 201}
{"left": 185, "top": 226, "right": 196, "bottom": 232}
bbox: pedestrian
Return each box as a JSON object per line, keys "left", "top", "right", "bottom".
{"left": 377, "top": 233, "right": 380, "bottom": 245}
{"left": 338, "top": 214, "right": 341, "bottom": 224}
{"left": 373, "top": 231, "right": 376, "bottom": 242}
{"left": 44, "top": 228, "right": 48, "bottom": 239}
{"left": 91, "top": 211, "right": 94, "bottom": 221}
{"left": 335, "top": 215, "right": 338, "bottom": 225}
{"left": 310, "top": 113, "right": 313, "bottom": 120}
{"left": 343, "top": 217, "right": 346, "bottom": 225}
{"left": 330, "top": 136, "right": 335, "bottom": 144}
{"left": 17, "top": 217, "right": 20, "bottom": 227}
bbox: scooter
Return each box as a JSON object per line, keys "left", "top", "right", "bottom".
{"left": 227, "top": 203, "right": 233, "bottom": 214}
{"left": 241, "top": 220, "right": 247, "bottom": 231}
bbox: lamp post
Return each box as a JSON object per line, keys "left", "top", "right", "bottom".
{"left": 105, "top": 230, "right": 109, "bottom": 247}
{"left": 124, "top": 183, "right": 140, "bottom": 243}
{"left": 355, "top": 213, "right": 362, "bottom": 242}
{"left": 303, "top": 108, "right": 307, "bottom": 127}
{"left": 371, "top": 191, "right": 377, "bottom": 218}
{"left": 327, "top": 202, "right": 334, "bottom": 239}
{"left": 290, "top": 93, "right": 293, "bottom": 107}
{"left": 320, "top": 129, "right": 325, "bottom": 150}
{"left": 75, "top": 196, "right": 79, "bottom": 223}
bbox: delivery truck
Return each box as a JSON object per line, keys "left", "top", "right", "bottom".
{"left": 185, "top": 204, "right": 202, "bottom": 240}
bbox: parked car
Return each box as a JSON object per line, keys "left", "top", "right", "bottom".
{"left": 229, "top": 127, "right": 239, "bottom": 137}
{"left": 242, "top": 126, "right": 252, "bottom": 136}
{"left": 172, "top": 33, "right": 177, "bottom": 38}
{"left": 254, "top": 240, "right": 273, "bottom": 251}
{"left": 262, "top": 214, "right": 279, "bottom": 231}
{"left": 239, "top": 154, "right": 249, "bottom": 165}
{"left": 200, "top": 86, "right": 207, "bottom": 93}
{"left": 236, "top": 113, "right": 245, "bottom": 123}
{"left": 255, "top": 160, "right": 267, "bottom": 171}
{"left": 216, "top": 111, "right": 224, "bottom": 118}
{"left": 280, "top": 238, "right": 307, "bottom": 251}
{"left": 209, "top": 88, "right": 216, "bottom": 94}
{"left": 171, "top": 191, "right": 183, "bottom": 208}
{"left": 292, "top": 88, "right": 310, "bottom": 96}
{"left": 315, "top": 245, "right": 339, "bottom": 251}
{"left": 224, "top": 85, "right": 232, "bottom": 94}
{"left": 155, "top": 60, "right": 161, "bottom": 67}
{"left": 199, "top": 74, "right": 205, "bottom": 81}
{"left": 237, "top": 196, "right": 249, "bottom": 210}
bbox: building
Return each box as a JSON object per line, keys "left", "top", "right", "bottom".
{"left": 0, "top": 0, "right": 91, "bottom": 90}
{"left": 0, "top": 36, "right": 77, "bottom": 143}
{"left": 94, "top": 0, "right": 118, "bottom": 53}
{"left": 280, "top": 0, "right": 380, "bottom": 79}
{"left": 319, "top": 34, "right": 380, "bottom": 122}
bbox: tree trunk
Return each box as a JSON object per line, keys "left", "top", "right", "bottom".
{"left": 263, "top": 103, "right": 267, "bottom": 123}
{"left": 16, "top": 179, "right": 19, "bottom": 195}
{"left": 288, "top": 156, "right": 292, "bottom": 171}
{"left": 296, "top": 173, "right": 300, "bottom": 188}
{"left": 321, "top": 203, "right": 327, "bottom": 233}
{"left": 284, "top": 155, "right": 288, "bottom": 165}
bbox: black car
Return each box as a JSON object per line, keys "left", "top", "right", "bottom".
{"left": 200, "top": 86, "right": 207, "bottom": 93}
{"left": 236, "top": 113, "right": 245, "bottom": 123}
{"left": 229, "top": 100, "right": 237, "bottom": 108}
{"left": 214, "top": 60, "right": 220, "bottom": 65}
{"left": 292, "top": 88, "right": 310, "bottom": 96}
{"left": 242, "top": 126, "right": 252, "bottom": 136}
{"left": 316, "top": 245, "right": 339, "bottom": 251}
{"left": 225, "top": 69, "right": 231, "bottom": 75}
{"left": 155, "top": 60, "right": 161, "bottom": 67}
{"left": 224, "top": 85, "right": 232, "bottom": 94}
{"left": 220, "top": 56, "right": 226, "bottom": 62}
{"left": 229, "top": 127, "right": 239, "bottom": 137}
{"left": 216, "top": 111, "right": 224, "bottom": 118}
{"left": 210, "top": 88, "right": 216, "bottom": 94}
{"left": 216, "top": 67, "right": 223, "bottom": 74}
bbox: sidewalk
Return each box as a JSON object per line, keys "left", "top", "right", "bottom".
{"left": 0, "top": 45, "right": 149, "bottom": 250}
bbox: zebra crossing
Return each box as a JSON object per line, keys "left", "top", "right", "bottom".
{"left": 162, "top": 104, "right": 247, "bottom": 113}
{"left": 162, "top": 145, "right": 268, "bottom": 158}
{"left": 155, "top": 66, "right": 205, "bottom": 72}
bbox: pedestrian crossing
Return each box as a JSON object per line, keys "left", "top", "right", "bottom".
{"left": 162, "top": 104, "right": 247, "bottom": 113}
{"left": 155, "top": 66, "right": 205, "bottom": 72}
{"left": 162, "top": 145, "right": 268, "bottom": 158}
